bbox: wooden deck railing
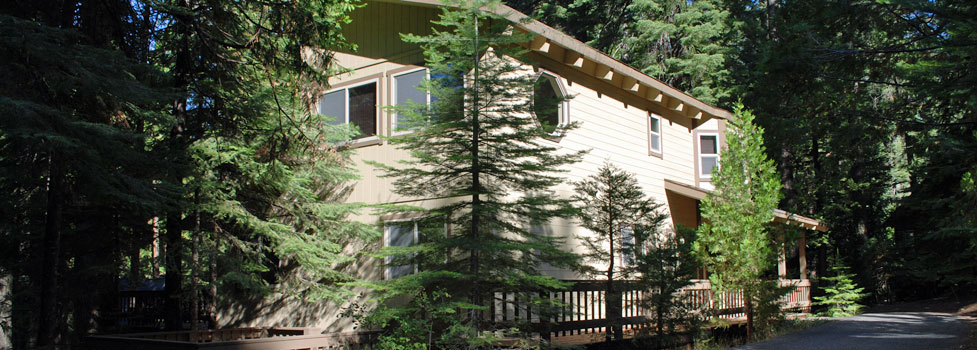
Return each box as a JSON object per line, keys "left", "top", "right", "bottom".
{"left": 98, "top": 279, "right": 811, "bottom": 349}
{"left": 488, "top": 279, "right": 812, "bottom": 340}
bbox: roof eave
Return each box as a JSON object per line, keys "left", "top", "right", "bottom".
{"left": 383, "top": 0, "right": 732, "bottom": 122}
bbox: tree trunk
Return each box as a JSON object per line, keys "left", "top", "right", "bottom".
{"left": 152, "top": 217, "right": 161, "bottom": 278}
{"left": 655, "top": 305, "right": 664, "bottom": 349}
{"left": 469, "top": 14, "right": 482, "bottom": 328}
{"left": 191, "top": 211, "right": 200, "bottom": 331}
{"left": 208, "top": 247, "right": 218, "bottom": 329}
{"left": 163, "top": 3, "right": 192, "bottom": 330}
{"left": 745, "top": 296, "right": 754, "bottom": 340}
{"left": 781, "top": 145, "right": 795, "bottom": 209}
{"left": 37, "top": 150, "right": 65, "bottom": 347}
{"left": 164, "top": 213, "right": 184, "bottom": 331}
{"left": 606, "top": 222, "right": 622, "bottom": 342}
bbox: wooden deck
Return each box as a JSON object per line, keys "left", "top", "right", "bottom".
{"left": 488, "top": 279, "right": 810, "bottom": 343}
{"left": 95, "top": 279, "right": 810, "bottom": 349}
{"left": 87, "top": 328, "right": 378, "bottom": 350}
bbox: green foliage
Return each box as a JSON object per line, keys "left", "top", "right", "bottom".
{"left": 813, "top": 257, "right": 868, "bottom": 317}
{"left": 367, "top": 289, "right": 476, "bottom": 350}
{"left": 144, "top": 0, "right": 374, "bottom": 305}
{"left": 694, "top": 104, "right": 783, "bottom": 338}
{"left": 634, "top": 225, "right": 702, "bottom": 348}
{"left": 1, "top": 0, "right": 372, "bottom": 344}
{"left": 0, "top": 12, "right": 172, "bottom": 346}
{"left": 624, "top": 0, "right": 732, "bottom": 104}
{"left": 367, "top": 0, "right": 585, "bottom": 344}
{"left": 750, "top": 280, "right": 793, "bottom": 338}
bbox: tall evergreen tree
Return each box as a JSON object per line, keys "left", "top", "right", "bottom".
{"left": 368, "top": 0, "right": 585, "bottom": 345}
{"left": 0, "top": 11, "right": 170, "bottom": 347}
{"left": 624, "top": 0, "right": 732, "bottom": 105}
{"left": 1, "top": 0, "right": 370, "bottom": 346}
{"left": 882, "top": 0, "right": 977, "bottom": 297}
{"left": 142, "top": 0, "right": 369, "bottom": 330}
{"left": 693, "top": 104, "right": 783, "bottom": 340}
{"left": 723, "top": 0, "right": 902, "bottom": 300}
{"left": 572, "top": 162, "right": 664, "bottom": 342}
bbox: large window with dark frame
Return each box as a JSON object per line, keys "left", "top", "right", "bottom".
{"left": 319, "top": 81, "right": 378, "bottom": 138}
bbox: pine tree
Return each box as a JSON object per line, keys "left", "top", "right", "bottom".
{"left": 813, "top": 257, "right": 868, "bottom": 317}
{"left": 0, "top": 12, "right": 170, "bottom": 346}
{"left": 143, "top": 0, "right": 369, "bottom": 330}
{"left": 367, "top": 0, "right": 585, "bottom": 346}
{"left": 624, "top": 0, "right": 732, "bottom": 105}
{"left": 572, "top": 162, "right": 665, "bottom": 342}
{"left": 1, "top": 0, "right": 369, "bottom": 344}
{"left": 634, "top": 225, "right": 700, "bottom": 349}
{"left": 693, "top": 104, "right": 783, "bottom": 340}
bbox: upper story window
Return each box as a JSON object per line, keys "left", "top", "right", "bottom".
{"left": 649, "top": 113, "right": 663, "bottom": 156}
{"left": 319, "top": 80, "right": 378, "bottom": 139}
{"left": 532, "top": 71, "right": 569, "bottom": 135}
{"left": 384, "top": 221, "right": 417, "bottom": 279}
{"left": 392, "top": 69, "right": 430, "bottom": 132}
{"left": 698, "top": 133, "right": 720, "bottom": 178}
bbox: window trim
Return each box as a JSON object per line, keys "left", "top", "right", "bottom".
{"left": 382, "top": 219, "right": 420, "bottom": 280}
{"left": 390, "top": 67, "right": 431, "bottom": 136}
{"left": 648, "top": 113, "right": 663, "bottom": 158}
{"left": 697, "top": 132, "right": 720, "bottom": 180}
{"left": 318, "top": 77, "right": 381, "bottom": 144}
{"left": 532, "top": 70, "right": 570, "bottom": 137}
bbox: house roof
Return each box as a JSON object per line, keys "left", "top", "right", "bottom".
{"left": 382, "top": 0, "right": 733, "bottom": 123}
{"left": 663, "top": 179, "right": 829, "bottom": 231}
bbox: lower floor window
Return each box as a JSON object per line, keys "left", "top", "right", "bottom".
{"left": 385, "top": 221, "right": 416, "bottom": 279}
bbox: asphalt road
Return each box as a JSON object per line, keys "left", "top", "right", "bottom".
{"left": 735, "top": 312, "right": 971, "bottom": 350}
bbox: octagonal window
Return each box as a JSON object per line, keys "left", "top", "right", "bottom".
{"left": 532, "top": 72, "right": 568, "bottom": 135}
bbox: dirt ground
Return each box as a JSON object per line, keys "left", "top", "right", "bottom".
{"left": 864, "top": 295, "right": 977, "bottom": 350}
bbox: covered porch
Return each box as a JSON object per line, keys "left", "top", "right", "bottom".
{"left": 664, "top": 179, "right": 827, "bottom": 277}
{"left": 663, "top": 179, "right": 829, "bottom": 311}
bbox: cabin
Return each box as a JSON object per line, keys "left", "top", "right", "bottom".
{"left": 217, "top": 0, "right": 827, "bottom": 343}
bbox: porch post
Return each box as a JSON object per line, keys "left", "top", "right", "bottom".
{"left": 799, "top": 231, "right": 808, "bottom": 280}
{"left": 777, "top": 233, "right": 787, "bottom": 279}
